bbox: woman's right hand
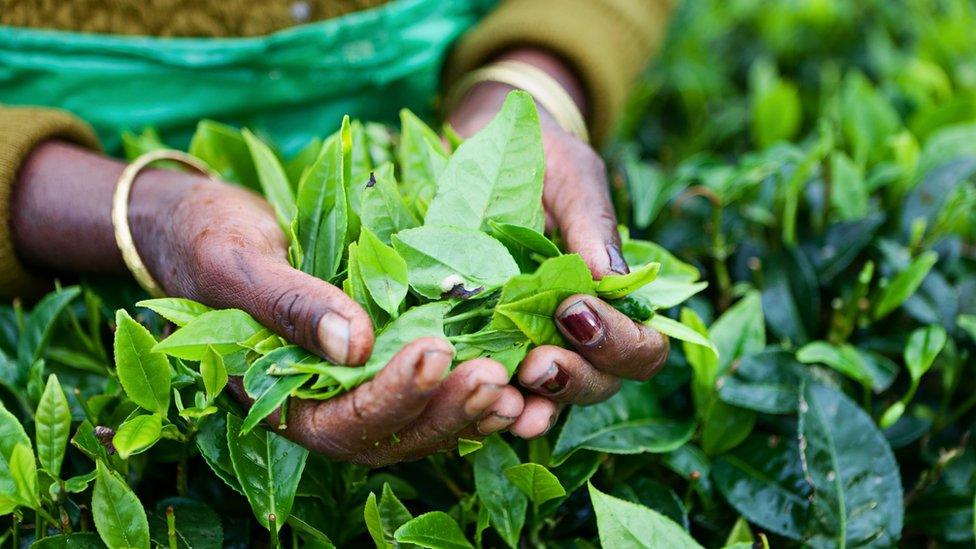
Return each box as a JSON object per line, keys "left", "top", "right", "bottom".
{"left": 14, "top": 141, "right": 526, "bottom": 465}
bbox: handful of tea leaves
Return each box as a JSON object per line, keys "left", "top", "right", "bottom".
{"left": 138, "top": 91, "right": 709, "bottom": 432}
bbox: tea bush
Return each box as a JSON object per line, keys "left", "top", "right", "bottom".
{"left": 3, "top": 0, "right": 976, "bottom": 547}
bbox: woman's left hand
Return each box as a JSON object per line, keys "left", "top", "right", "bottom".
{"left": 448, "top": 50, "right": 670, "bottom": 439}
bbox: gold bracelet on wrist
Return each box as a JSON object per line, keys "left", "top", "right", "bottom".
{"left": 446, "top": 60, "right": 590, "bottom": 143}
{"left": 112, "top": 150, "right": 215, "bottom": 298}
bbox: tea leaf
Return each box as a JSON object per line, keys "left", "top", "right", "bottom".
{"left": 296, "top": 133, "right": 347, "bottom": 281}
{"left": 136, "top": 298, "right": 212, "bottom": 327}
{"left": 647, "top": 315, "right": 717, "bottom": 354}
{"left": 589, "top": 483, "right": 703, "bottom": 548}
{"left": 473, "top": 435, "right": 526, "bottom": 548}
{"left": 358, "top": 227, "right": 409, "bottom": 318}
{"left": 9, "top": 443, "right": 39, "bottom": 510}
{"left": 398, "top": 109, "right": 448, "bottom": 186}
{"left": 226, "top": 414, "right": 308, "bottom": 531}
{"left": 503, "top": 463, "right": 566, "bottom": 504}
{"left": 904, "top": 325, "right": 946, "bottom": 382}
{"left": 115, "top": 310, "right": 171, "bottom": 414}
{"left": 17, "top": 285, "right": 80, "bottom": 366}
{"left": 365, "top": 483, "right": 414, "bottom": 549}
{"left": 195, "top": 413, "right": 243, "bottom": 494}
{"left": 596, "top": 262, "right": 661, "bottom": 299}
{"left": 189, "top": 120, "right": 260, "bottom": 190}
{"left": 393, "top": 512, "right": 473, "bottom": 549}
{"left": 93, "top": 460, "right": 151, "bottom": 549}
{"left": 552, "top": 382, "right": 694, "bottom": 466}
{"left": 112, "top": 414, "right": 163, "bottom": 460}
{"left": 713, "top": 434, "right": 811, "bottom": 541}
{"left": 393, "top": 226, "right": 519, "bottom": 299}
{"left": 425, "top": 91, "right": 544, "bottom": 232}
{"left": 361, "top": 162, "right": 420, "bottom": 244}
{"left": 487, "top": 220, "right": 561, "bottom": 270}
{"left": 35, "top": 374, "right": 71, "bottom": 477}
{"left": 153, "top": 309, "right": 263, "bottom": 360}
{"left": 147, "top": 497, "right": 223, "bottom": 549}
{"left": 241, "top": 346, "right": 318, "bottom": 434}
{"left": 797, "top": 341, "right": 897, "bottom": 392}
{"left": 798, "top": 383, "right": 903, "bottom": 547}
{"left": 243, "top": 129, "right": 296, "bottom": 228}
{"left": 28, "top": 533, "right": 105, "bottom": 548}
{"left": 199, "top": 345, "right": 228, "bottom": 404}
{"left": 874, "top": 250, "right": 938, "bottom": 320}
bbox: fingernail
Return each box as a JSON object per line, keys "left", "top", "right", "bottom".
{"left": 607, "top": 243, "right": 629, "bottom": 275}
{"left": 464, "top": 383, "right": 504, "bottom": 416}
{"left": 527, "top": 362, "right": 569, "bottom": 395}
{"left": 417, "top": 350, "right": 450, "bottom": 390}
{"left": 557, "top": 300, "right": 604, "bottom": 345}
{"left": 317, "top": 312, "right": 349, "bottom": 364}
{"left": 477, "top": 413, "right": 517, "bottom": 435}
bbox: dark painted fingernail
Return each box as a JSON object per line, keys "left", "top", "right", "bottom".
{"left": 557, "top": 300, "right": 604, "bottom": 345}
{"left": 528, "top": 363, "right": 569, "bottom": 395}
{"left": 607, "top": 243, "right": 629, "bottom": 275}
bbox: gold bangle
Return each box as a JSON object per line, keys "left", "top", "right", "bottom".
{"left": 446, "top": 60, "right": 590, "bottom": 143}
{"left": 112, "top": 150, "right": 215, "bottom": 298}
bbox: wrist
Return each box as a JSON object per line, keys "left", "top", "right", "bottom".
{"left": 446, "top": 48, "right": 588, "bottom": 139}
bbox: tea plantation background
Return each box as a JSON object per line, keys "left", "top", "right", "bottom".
{"left": 3, "top": 0, "right": 976, "bottom": 547}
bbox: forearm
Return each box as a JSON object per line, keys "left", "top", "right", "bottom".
{"left": 10, "top": 141, "right": 195, "bottom": 275}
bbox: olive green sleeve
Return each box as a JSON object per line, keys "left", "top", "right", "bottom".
{"left": 444, "top": 0, "right": 674, "bottom": 145}
{"left": 0, "top": 106, "right": 101, "bottom": 298}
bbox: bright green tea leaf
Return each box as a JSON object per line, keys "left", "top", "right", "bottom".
{"left": 503, "top": 463, "right": 566, "bottom": 504}
{"left": 296, "top": 133, "right": 347, "bottom": 281}
{"left": 874, "top": 251, "right": 938, "bottom": 320}
{"left": 93, "top": 460, "right": 151, "bottom": 549}
{"left": 112, "top": 414, "right": 163, "bottom": 460}
{"left": 243, "top": 129, "right": 296, "bottom": 228}
{"left": 596, "top": 262, "right": 661, "bottom": 299}
{"left": 393, "top": 512, "right": 473, "bottom": 549}
{"left": 114, "top": 310, "right": 171, "bottom": 414}
{"left": 393, "top": 226, "right": 519, "bottom": 299}
{"left": 200, "top": 345, "right": 228, "bottom": 404}
{"left": 153, "top": 309, "right": 263, "bottom": 360}
{"left": 904, "top": 325, "right": 947, "bottom": 382}
{"left": 35, "top": 374, "right": 71, "bottom": 477}
{"left": 589, "top": 483, "right": 703, "bottom": 548}
{"left": 136, "top": 298, "right": 212, "bottom": 327}
{"left": 425, "top": 91, "right": 544, "bottom": 232}
{"left": 473, "top": 435, "right": 526, "bottom": 548}
{"left": 358, "top": 227, "right": 409, "bottom": 318}
{"left": 226, "top": 414, "right": 308, "bottom": 531}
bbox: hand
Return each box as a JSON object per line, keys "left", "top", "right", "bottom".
{"left": 14, "top": 141, "right": 519, "bottom": 465}
{"left": 252, "top": 337, "right": 524, "bottom": 467}
{"left": 448, "top": 50, "right": 670, "bottom": 439}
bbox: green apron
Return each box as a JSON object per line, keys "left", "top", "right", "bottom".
{"left": 0, "top": 0, "right": 493, "bottom": 154}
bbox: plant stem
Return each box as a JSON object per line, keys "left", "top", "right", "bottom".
{"left": 443, "top": 308, "right": 491, "bottom": 324}
{"left": 269, "top": 514, "right": 280, "bottom": 549}
{"left": 938, "top": 391, "right": 976, "bottom": 431}
{"left": 166, "top": 506, "right": 177, "bottom": 549}
{"left": 35, "top": 509, "right": 45, "bottom": 540}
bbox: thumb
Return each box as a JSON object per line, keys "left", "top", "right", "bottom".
{"left": 543, "top": 137, "right": 628, "bottom": 279}
{"left": 196, "top": 251, "right": 374, "bottom": 365}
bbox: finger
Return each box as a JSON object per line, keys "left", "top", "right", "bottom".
{"left": 196, "top": 246, "right": 374, "bottom": 364}
{"left": 555, "top": 294, "right": 669, "bottom": 381}
{"left": 542, "top": 144, "right": 627, "bottom": 279}
{"left": 510, "top": 395, "right": 561, "bottom": 439}
{"left": 455, "top": 386, "right": 524, "bottom": 438}
{"left": 517, "top": 345, "right": 620, "bottom": 405}
{"left": 363, "top": 358, "right": 509, "bottom": 465}
{"left": 282, "top": 337, "right": 453, "bottom": 458}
